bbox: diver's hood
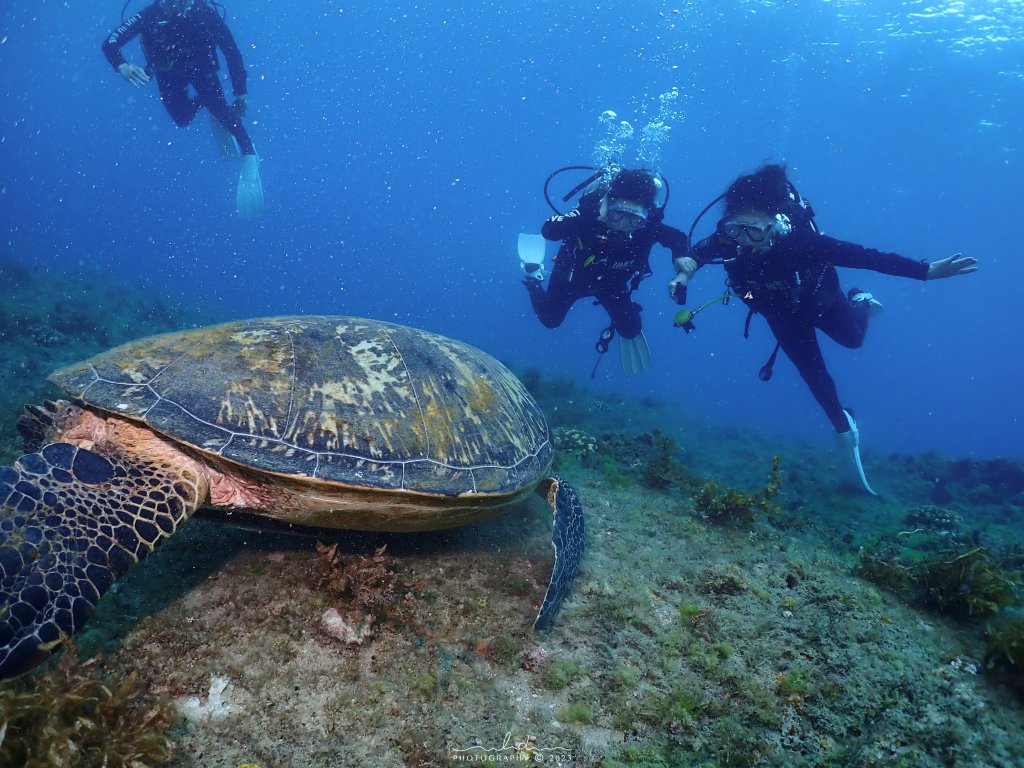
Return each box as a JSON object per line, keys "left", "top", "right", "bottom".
{"left": 160, "top": 0, "right": 199, "bottom": 16}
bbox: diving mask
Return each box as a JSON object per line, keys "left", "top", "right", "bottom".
{"left": 606, "top": 200, "right": 648, "bottom": 230}
{"left": 720, "top": 219, "right": 772, "bottom": 243}
{"left": 719, "top": 213, "right": 792, "bottom": 244}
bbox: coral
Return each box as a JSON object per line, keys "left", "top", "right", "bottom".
{"left": 0, "top": 645, "right": 177, "bottom": 767}
{"left": 904, "top": 505, "right": 964, "bottom": 535}
{"left": 553, "top": 426, "right": 598, "bottom": 458}
{"left": 695, "top": 455, "right": 782, "bottom": 527}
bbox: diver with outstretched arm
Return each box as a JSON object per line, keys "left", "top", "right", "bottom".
{"left": 674, "top": 163, "right": 977, "bottom": 495}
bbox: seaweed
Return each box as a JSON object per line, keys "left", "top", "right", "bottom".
{"left": 0, "top": 644, "right": 177, "bottom": 768}
{"left": 308, "top": 542, "right": 415, "bottom": 627}
{"left": 985, "top": 616, "right": 1024, "bottom": 697}
{"left": 694, "top": 455, "right": 782, "bottom": 527}
{"left": 641, "top": 428, "right": 694, "bottom": 490}
{"left": 920, "top": 546, "right": 1020, "bottom": 620}
{"left": 857, "top": 529, "right": 1021, "bottom": 620}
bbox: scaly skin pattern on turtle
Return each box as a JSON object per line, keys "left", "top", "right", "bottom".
{"left": 0, "top": 317, "right": 585, "bottom": 678}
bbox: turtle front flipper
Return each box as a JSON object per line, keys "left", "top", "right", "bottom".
{"left": 534, "top": 474, "right": 585, "bottom": 631}
{"left": 0, "top": 442, "right": 204, "bottom": 678}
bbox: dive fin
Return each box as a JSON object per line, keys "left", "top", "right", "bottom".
{"left": 237, "top": 153, "right": 265, "bottom": 219}
{"left": 836, "top": 409, "right": 878, "bottom": 496}
{"left": 619, "top": 332, "right": 651, "bottom": 375}
{"left": 534, "top": 474, "right": 585, "bottom": 631}
{"left": 518, "top": 232, "right": 547, "bottom": 281}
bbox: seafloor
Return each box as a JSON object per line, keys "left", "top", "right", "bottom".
{"left": 1, "top": 258, "right": 1023, "bottom": 768}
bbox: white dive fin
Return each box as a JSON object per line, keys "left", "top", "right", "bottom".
{"left": 209, "top": 114, "right": 240, "bottom": 159}
{"left": 518, "top": 232, "right": 546, "bottom": 280}
{"left": 619, "top": 332, "right": 651, "bottom": 376}
{"left": 236, "top": 154, "right": 265, "bottom": 219}
{"left": 836, "top": 409, "right": 878, "bottom": 496}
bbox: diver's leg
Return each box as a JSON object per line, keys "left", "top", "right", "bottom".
{"left": 194, "top": 69, "right": 255, "bottom": 155}
{"left": 524, "top": 262, "right": 577, "bottom": 329}
{"left": 818, "top": 293, "right": 870, "bottom": 349}
{"left": 599, "top": 289, "right": 642, "bottom": 339}
{"left": 155, "top": 74, "right": 201, "bottom": 127}
{"left": 767, "top": 316, "right": 849, "bottom": 432}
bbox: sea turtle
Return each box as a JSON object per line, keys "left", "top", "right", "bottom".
{"left": 0, "top": 316, "right": 585, "bottom": 678}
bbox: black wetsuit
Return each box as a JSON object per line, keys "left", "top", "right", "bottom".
{"left": 692, "top": 228, "right": 929, "bottom": 431}
{"left": 102, "top": 2, "right": 254, "bottom": 154}
{"left": 527, "top": 192, "right": 688, "bottom": 339}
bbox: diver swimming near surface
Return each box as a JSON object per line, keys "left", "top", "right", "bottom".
{"left": 521, "top": 166, "right": 688, "bottom": 376}
{"left": 101, "top": 0, "right": 264, "bottom": 218}
{"left": 672, "top": 163, "right": 978, "bottom": 495}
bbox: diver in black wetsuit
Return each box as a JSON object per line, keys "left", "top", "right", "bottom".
{"left": 102, "top": 0, "right": 254, "bottom": 157}
{"left": 524, "top": 168, "right": 688, "bottom": 373}
{"left": 674, "top": 164, "right": 977, "bottom": 493}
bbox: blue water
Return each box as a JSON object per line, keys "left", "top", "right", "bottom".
{"left": 1, "top": 0, "right": 1020, "bottom": 460}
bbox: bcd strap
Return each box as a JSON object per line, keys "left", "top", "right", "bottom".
{"left": 759, "top": 342, "right": 781, "bottom": 382}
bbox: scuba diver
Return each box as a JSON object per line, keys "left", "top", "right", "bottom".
{"left": 102, "top": 0, "right": 264, "bottom": 218}
{"left": 522, "top": 167, "right": 688, "bottom": 375}
{"left": 674, "top": 163, "right": 977, "bottom": 494}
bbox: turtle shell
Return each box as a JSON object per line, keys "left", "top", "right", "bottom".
{"left": 50, "top": 316, "right": 552, "bottom": 498}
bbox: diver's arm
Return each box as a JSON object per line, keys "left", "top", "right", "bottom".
{"left": 655, "top": 222, "right": 694, "bottom": 303}
{"left": 655, "top": 222, "right": 689, "bottom": 258}
{"left": 818, "top": 233, "right": 929, "bottom": 280}
{"left": 102, "top": 11, "right": 148, "bottom": 72}
{"left": 540, "top": 193, "right": 600, "bottom": 241}
{"left": 213, "top": 13, "right": 248, "bottom": 96}
{"left": 690, "top": 234, "right": 731, "bottom": 267}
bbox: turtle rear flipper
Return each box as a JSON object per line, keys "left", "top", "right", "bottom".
{"left": 0, "top": 442, "right": 203, "bottom": 678}
{"left": 534, "top": 474, "right": 585, "bottom": 631}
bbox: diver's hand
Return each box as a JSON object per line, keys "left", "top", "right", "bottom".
{"left": 668, "top": 277, "right": 688, "bottom": 305}
{"left": 668, "top": 255, "right": 697, "bottom": 303}
{"left": 927, "top": 253, "right": 978, "bottom": 280}
{"left": 577, "top": 193, "right": 601, "bottom": 221}
{"left": 118, "top": 63, "right": 150, "bottom": 87}
{"left": 231, "top": 94, "right": 247, "bottom": 117}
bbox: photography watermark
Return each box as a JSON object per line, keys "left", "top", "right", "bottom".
{"left": 449, "top": 732, "right": 574, "bottom": 763}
